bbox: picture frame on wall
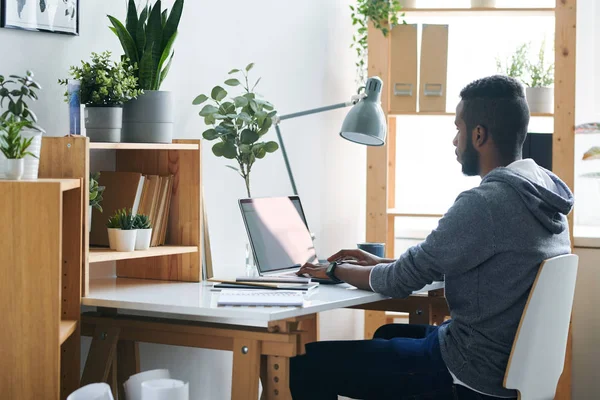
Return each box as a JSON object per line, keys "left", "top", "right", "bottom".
{"left": 1, "top": 0, "right": 79, "bottom": 35}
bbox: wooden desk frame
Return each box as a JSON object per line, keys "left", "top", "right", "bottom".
{"left": 81, "top": 292, "right": 448, "bottom": 400}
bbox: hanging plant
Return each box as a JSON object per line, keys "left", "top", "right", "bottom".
{"left": 350, "top": 0, "right": 404, "bottom": 85}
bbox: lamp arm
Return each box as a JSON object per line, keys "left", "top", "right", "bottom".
{"left": 272, "top": 93, "right": 367, "bottom": 196}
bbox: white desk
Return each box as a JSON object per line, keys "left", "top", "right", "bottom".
{"left": 82, "top": 277, "right": 444, "bottom": 328}
{"left": 80, "top": 277, "right": 445, "bottom": 400}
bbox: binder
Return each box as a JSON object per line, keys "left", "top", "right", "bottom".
{"left": 419, "top": 24, "right": 449, "bottom": 112}
{"left": 389, "top": 24, "right": 418, "bottom": 114}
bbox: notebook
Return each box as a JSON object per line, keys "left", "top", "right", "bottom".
{"left": 217, "top": 290, "right": 305, "bottom": 307}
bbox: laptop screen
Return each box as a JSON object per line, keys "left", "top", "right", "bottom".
{"left": 239, "top": 196, "right": 318, "bottom": 273}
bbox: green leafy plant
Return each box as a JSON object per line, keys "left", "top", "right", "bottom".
{"left": 108, "top": 0, "right": 184, "bottom": 90}
{"left": 58, "top": 51, "right": 142, "bottom": 106}
{"left": 192, "top": 63, "right": 279, "bottom": 198}
{"left": 133, "top": 214, "right": 152, "bottom": 229}
{"left": 0, "top": 70, "right": 43, "bottom": 131}
{"left": 350, "top": 0, "right": 404, "bottom": 85}
{"left": 106, "top": 213, "right": 121, "bottom": 229}
{"left": 527, "top": 39, "right": 554, "bottom": 88}
{"left": 496, "top": 43, "right": 529, "bottom": 81}
{"left": 497, "top": 41, "right": 554, "bottom": 88}
{"left": 0, "top": 117, "right": 37, "bottom": 159}
{"left": 89, "top": 172, "right": 106, "bottom": 213}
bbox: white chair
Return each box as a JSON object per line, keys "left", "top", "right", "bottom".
{"left": 503, "top": 254, "right": 579, "bottom": 400}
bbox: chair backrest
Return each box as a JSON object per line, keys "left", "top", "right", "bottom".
{"left": 504, "top": 254, "right": 579, "bottom": 400}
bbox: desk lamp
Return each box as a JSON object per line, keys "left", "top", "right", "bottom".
{"left": 272, "top": 76, "right": 387, "bottom": 195}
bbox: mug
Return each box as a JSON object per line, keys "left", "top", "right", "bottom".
{"left": 357, "top": 242, "right": 385, "bottom": 258}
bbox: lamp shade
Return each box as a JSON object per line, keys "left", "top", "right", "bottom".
{"left": 340, "top": 76, "right": 387, "bottom": 146}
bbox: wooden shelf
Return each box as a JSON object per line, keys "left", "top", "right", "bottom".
{"left": 90, "top": 142, "right": 199, "bottom": 150}
{"left": 390, "top": 112, "right": 554, "bottom": 117}
{"left": 0, "top": 179, "right": 81, "bottom": 191}
{"left": 400, "top": 7, "right": 555, "bottom": 17}
{"left": 388, "top": 210, "right": 444, "bottom": 218}
{"left": 59, "top": 320, "right": 77, "bottom": 345}
{"left": 89, "top": 245, "right": 199, "bottom": 263}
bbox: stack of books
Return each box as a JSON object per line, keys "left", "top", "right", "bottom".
{"left": 90, "top": 171, "right": 174, "bottom": 247}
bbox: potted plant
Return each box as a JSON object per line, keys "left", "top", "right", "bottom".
{"left": 192, "top": 64, "right": 279, "bottom": 198}
{"left": 59, "top": 51, "right": 142, "bottom": 142}
{"left": 525, "top": 40, "right": 554, "bottom": 114}
{"left": 89, "top": 172, "right": 105, "bottom": 232}
{"left": 133, "top": 214, "right": 153, "bottom": 250}
{"left": 0, "top": 70, "right": 44, "bottom": 179}
{"left": 108, "top": 0, "right": 184, "bottom": 143}
{"left": 0, "top": 118, "right": 37, "bottom": 180}
{"left": 496, "top": 43, "right": 528, "bottom": 81}
{"left": 107, "top": 208, "right": 137, "bottom": 252}
{"left": 350, "top": 0, "right": 403, "bottom": 86}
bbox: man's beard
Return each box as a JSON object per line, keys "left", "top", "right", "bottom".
{"left": 461, "top": 136, "right": 480, "bottom": 176}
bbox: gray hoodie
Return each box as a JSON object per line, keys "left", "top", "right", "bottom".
{"left": 370, "top": 159, "right": 574, "bottom": 397}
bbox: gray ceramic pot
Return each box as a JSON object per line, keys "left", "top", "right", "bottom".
{"left": 84, "top": 106, "right": 123, "bottom": 142}
{"left": 121, "top": 91, "right": 174, "bottom": 143}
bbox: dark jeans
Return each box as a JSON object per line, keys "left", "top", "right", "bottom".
{"left": 289, "top": 324, "right": 516, "bottom": 400}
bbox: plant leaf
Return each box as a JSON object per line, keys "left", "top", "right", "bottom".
{"left": 136, "top": 6, "right": 148, "bottom": 60}
{"left": 245, "top": 62, "right": 254, "bottom": 72}
{"left": 159, "top": 50, "right": 174, "bottom": 88}
{"left": 157, "top": 31, "right": 177, "bottom": 87}
{"left": 251, "top": 77, "right": 262, "bottom": 91}
{"left": 211, "top": 86, "right": 227, "bottom": 102}
{"left": 222, "top": 141, "right": 237, "bottom": 159}
{"left": 212, "top": 142, "right": 225, "bottom": 157}
{"left": 228, "top": 69, "right": 240, "bottom": 74}
{"left": 108, "top": 15, "right": 139, "bottom": 64}
{"left": 224, "top": 79, "right": 241, "bottom": 87}
{"left": 192, "top": 94, "right": 209, "bottom": 105}
{"left": 204, "top": 114, "right": 216, "bottom": 125}
{"left": 138, "top": 42, "right": 155, "bottom": 90}
{"left": 199, "top": 104, "right": 219, "bottom": 116}
{"left": 240, "top": 129, "right": 259, "bottom": 144}
{"left": 234, "top": 96, "right": 248, "bottom": 108}
{"left": 583, "top": 146, "right": 600, "bottom": 160}
{"left": 146, "top": 2, "right": 163, "bottom": 90}
{"left": 202, "top": 128, "right": 219, "bottom": 140}
{"left": 264, "top": 141, "right": 279, "bottom": 153}
{"left": 125, "top": 0, "right": 138, "bottom": 43}
{"left": 225, "top": 165, "right": 241, "bottom": 175}
{"left": 162, "top": 0, "right": 183, "bottom": 51}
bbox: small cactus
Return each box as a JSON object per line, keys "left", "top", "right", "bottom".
{"left": 133, "top": 214, "right": 152, "bottom": 229}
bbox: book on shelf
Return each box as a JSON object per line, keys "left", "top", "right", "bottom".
{"left": 90, "top": 172, "right": 173, "bottom": 247}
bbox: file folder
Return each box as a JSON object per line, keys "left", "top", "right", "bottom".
{"left": 419, "top": 24, "right": 449, "bottom": 112}
{"left": 389, "top": 24, "right": 418, "bottom": 114}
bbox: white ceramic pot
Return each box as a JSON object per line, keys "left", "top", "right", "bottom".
{"left": 107, "top": 228, "right": 119, "bottom": 250}
{"left": 526, "top": 87, "right": 554, "bottom": 114}
{"left": 471, "top": 0, "right": 496, "bottom": 7}
{"left": 4, "top": 159, "right": 24, "bottom": 180}
{"left": 135, "top": 228, "right": 153, "bottom": 250}
{"left": 113, "top": 229, "right": 137, "bottom": 252}
{"left": 21, "top": 129, "right": 42, "bottom": 180}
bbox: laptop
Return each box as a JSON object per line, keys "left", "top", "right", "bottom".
{"left": 238, "top": 196, "right": 337, "bottom": 284}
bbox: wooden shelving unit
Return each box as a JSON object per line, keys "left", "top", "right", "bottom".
{"left": 0, "top": 179, "right": 83, "bottom": 400}
{"left": 39, "top": 137, "right": 203, "bottom": 296}
{"left": 89, "top": 245, "right": 199, "bottom": 263}
{"left": 365, "top": 1, "right": 576, "bottom": 398}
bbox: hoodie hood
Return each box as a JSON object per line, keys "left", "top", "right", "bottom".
{"left": 483, "top": 161, "right": 574, "bottom": 234}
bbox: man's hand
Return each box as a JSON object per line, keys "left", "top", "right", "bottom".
{"left": 328, "top": 248, "right": 393, "bottom": 267}
{"left": 297, "top": 263, "right": 329, "bottom": 280}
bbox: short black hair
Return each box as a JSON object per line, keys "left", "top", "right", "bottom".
{"left": 459, "top": 75, "right": 530, "bottom": 161}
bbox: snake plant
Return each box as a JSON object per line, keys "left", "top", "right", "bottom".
{"left": 108, "top": 0, "right": 184, "bottom": 91}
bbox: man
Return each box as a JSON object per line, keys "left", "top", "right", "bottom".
{"left": 291, "top": 75, "right": 573, "bottom": 399}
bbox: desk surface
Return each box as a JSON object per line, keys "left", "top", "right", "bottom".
{"left": 82, "top": 278, "right": 444, "bottom": 328}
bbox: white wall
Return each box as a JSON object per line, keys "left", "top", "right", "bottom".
{"left": 0, "top": 1, "right": 366, "bottom": 398}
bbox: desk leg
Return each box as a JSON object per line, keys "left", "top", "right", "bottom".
{"left": 232, "top": 338, "right": 261, "bottom": 400}
{"left": 260, "top": 355, "right": 291, "bottom": 400}
{"left": 117, "top": 340, "right": 140, "bottom": 400}
{"left": 364, "top": 311, "right": 387, "bottom": 339}
{"left": 297, "top": 314, "right": 317, "bottom": 355}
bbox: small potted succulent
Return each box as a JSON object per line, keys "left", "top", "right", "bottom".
{"left": 59, "top": 51, "right": 141, "bottom": 142}
{"left": 107, "top": 208, "right": 137, "bottom": 252}
{"left": 133, "top": 214, "right": 153, "bottom": 250}
{"left": 0, "top": 118, "right": 37, "bottom": 180}
{"left": 89, "top": 172, "right": 105, "bottom": 232}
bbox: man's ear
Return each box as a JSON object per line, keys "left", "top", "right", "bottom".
{"left": 472, "top": 125, "right": 489, "bottom": 148}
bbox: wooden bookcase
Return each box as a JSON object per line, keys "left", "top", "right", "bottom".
{"left": 365, "top": 1, "right": 576, "bottom": 398}
{"left": 0, "top": 179, "right": 83, "bottom": 400}
{"left": 38, "top": 137, "right": 203, "bottom": 296}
